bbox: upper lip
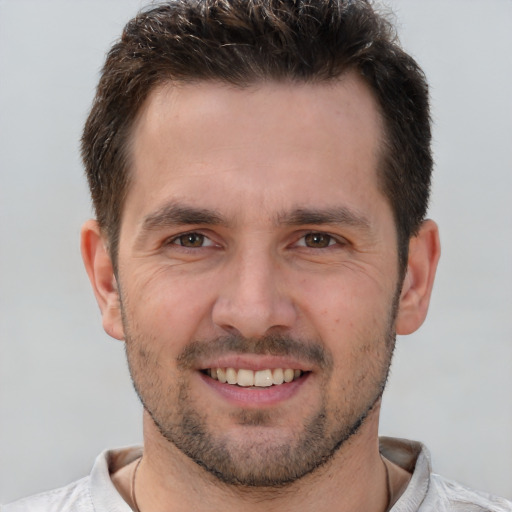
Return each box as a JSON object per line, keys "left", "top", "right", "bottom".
{"left": 197, "top": 354, "right": 315, "bottom": 372}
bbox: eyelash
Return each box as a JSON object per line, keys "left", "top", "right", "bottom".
{"left": 295, "top": 232, "right": 339, "bottom": 249}
{"left": 168, "top": 232, "right": 216, "bottom": 248}
{"left": 166, "top": 231, "right": 346, "bottom": 251}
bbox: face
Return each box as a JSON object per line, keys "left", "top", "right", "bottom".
{"left": 115, "top": 76, "right": 402, "bottom": 486}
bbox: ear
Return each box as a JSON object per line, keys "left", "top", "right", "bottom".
{"left": 396, "top": 220, "right": 441, "bottom": 335}
{"left": 81, "top": 219, "right": 125, "bottom": 340}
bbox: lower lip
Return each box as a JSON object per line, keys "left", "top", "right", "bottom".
{"left": 199, "top": 372, "right": 310, "bottom": 408}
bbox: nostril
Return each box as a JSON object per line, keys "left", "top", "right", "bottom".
{"left": 211, "top": 272, "right": 298, "bottom": 341}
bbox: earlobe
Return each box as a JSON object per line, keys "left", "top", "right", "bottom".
{"left": 80, "top": 220, "right": 125, "bottom": 341}
{"left": 395, "top": 220, "right": 441, "bottom": 335}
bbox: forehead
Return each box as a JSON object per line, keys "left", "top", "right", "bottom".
{"left": 124, "top": 75, "right": 386, "bottom": 227}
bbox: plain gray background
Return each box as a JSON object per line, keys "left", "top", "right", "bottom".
{"left": 1, "top": 0, "right": 511, "bottom": 504}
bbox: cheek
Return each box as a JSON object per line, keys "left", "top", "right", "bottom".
{"left": 121, "top": 267, "right": 216, "bottom": 347}
{"left": 297, "top": 273, "right": 396, "bottom": 368}
{"left": 301, "top": 274, "right": 393, "bottom": 330}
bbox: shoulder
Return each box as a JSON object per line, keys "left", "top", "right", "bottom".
{"left": 2, "top": 477, "right": 93, "bottom": 512}
{"left": 379, "top": 437, "right": 512, "bottom": 512}
{"left": 421, "top": 473, "right": 512, "bottom": 512}
{"left": 2, "top": 446, "right": 141, "bottom": 512}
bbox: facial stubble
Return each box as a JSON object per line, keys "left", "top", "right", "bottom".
{"left": 122, "top": 298, "right": 398, "bottom": 488}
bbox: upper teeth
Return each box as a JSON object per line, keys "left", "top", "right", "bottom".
{"left": 206, "top": 368, "right": 302, "bottom": 387}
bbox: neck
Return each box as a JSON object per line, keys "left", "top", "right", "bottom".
{"left": 133, "top": 408, "right": 391, "bottom": 512}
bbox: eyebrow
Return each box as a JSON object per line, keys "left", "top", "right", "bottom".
{"left": 140, "top": 203, "right": 228, "bottom": 233}
{"left": 279, "top": 207, "right": 371, "bottom": 230}
{"left": 136, "top": 201, "right": 372, "bottom": 245}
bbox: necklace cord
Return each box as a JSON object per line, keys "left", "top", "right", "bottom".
{"left": 382, "top": 455, "right": 393, "bottom": 512}
{"left": 130, "top": 456, "right": 143, "bottom": 512}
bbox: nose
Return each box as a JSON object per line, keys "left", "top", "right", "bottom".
{"left": 211, "top": 246, "right": 297, "bottom": 339}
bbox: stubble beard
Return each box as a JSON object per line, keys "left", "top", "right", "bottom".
{"left": 122, "top": 300, "right": 398, "bottom": 488}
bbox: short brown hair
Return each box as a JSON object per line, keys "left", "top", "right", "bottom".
{"left": 82, "top": 0, "right": 432, "bottom": 272}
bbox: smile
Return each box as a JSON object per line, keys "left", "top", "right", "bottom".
{"left": 204, "top": 368, "right": 304, "bottom": 387}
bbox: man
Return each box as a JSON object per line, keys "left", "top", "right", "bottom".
{"left": 4, "top": 0, "right": 511, "bottom": 511}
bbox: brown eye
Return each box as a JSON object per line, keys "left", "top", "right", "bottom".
{"left": 303, "top": 233, "right": 333, "bottom": 248}
{"left": 175, "top": 233, "right": 205, "bottom": 247}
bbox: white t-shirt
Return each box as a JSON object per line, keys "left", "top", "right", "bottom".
{"left": 4, "top": 438, "right": 511, "bottom": 511}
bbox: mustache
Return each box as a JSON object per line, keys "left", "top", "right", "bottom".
{"left": 177, "top": 332, "right": 333, "bottom": 370}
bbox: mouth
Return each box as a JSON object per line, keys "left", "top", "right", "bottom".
{"left": 202, "top": 367, "right": 306, "bottom": 387}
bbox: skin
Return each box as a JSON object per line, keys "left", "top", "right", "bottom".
{"left": 82, "top": 73, "right": 440, "bottom": 511}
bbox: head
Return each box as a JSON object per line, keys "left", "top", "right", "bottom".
{"left": 81, "top": 0, "right": 440, "bottom": 490}
{"left": 81, "top": 0, "right": 432, "bottom": 275}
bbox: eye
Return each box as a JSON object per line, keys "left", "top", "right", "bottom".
{"left": 297, "top": 232, "right": 337, "bottom": 249}
{"left": 171, "top": 232, "right": 215, "bottom": 248}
